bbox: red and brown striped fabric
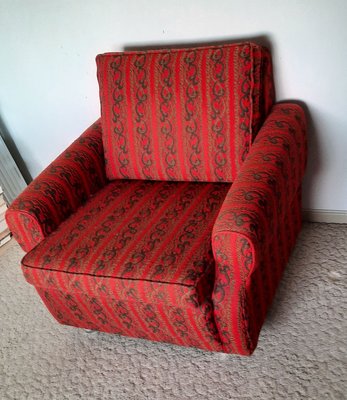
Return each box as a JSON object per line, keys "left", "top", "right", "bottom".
{"left": 35, "top": 286, "right": 223, "bottom": 352}
{"left": 6, "top": 44, "right": 308, "bottom": 356}
{"left": 5, "top": 119, "right": 107, "bottom": 252}
{"left": 212, "top": 103, "right": 307, "bottom": 355}
{"left": 96, "top": 42, "right": 274, "bottom": 182}
{"left": 21, "top": 180, "right": 230, "bottom": 350}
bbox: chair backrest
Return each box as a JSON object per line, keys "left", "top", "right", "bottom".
{"left": 96, "top": 42, "right": 274, "bottom": 182}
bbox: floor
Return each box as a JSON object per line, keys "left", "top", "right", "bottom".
{"left": 0, "top": 222, "right": 346, "bottom": 400}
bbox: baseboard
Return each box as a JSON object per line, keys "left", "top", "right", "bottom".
{"left": 303, "top": 209, "right": 347, "bottom": 224}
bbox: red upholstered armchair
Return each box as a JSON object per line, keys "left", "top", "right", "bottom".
{"left": 6, "top": 43, "right": 307, "bottom": 355}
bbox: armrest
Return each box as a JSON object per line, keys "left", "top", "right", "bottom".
{"left": 211, "top": 103, "right": 307, "bottom": 355}
{"left": 6, "top": 119, "right": 107, "bottom": 252}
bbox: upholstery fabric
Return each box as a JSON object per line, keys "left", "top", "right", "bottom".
{"left": 6, "top": 43, "right": 308, "bottom": 356}
{"left": 6, "top": 120, "right": 107, "bottom": 253}
{"left": 96, "top": 42, "right": 274, "bottom": 182}
{"left": 21, "top": 180, "right": 230, "bottom": 351}
{"left": 212, "top": 103, "right": 307, "bottom": 355}
{"left": 34, "top": 285, "right": 223, "bottom": 352}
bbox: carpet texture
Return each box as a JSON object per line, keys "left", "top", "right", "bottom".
{"left": 1, "top": 222, "right": 346, "bottom": 399}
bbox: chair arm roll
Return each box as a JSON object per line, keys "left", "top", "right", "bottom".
{"left": 211, "top": 103, "right": 307, "bottom": 355}
{"left": 6, "top": 119, "right": 107, "bottom": 252}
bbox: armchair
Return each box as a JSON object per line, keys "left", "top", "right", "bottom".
{"left": 6, "top": 42, "right": 307, "bottom": 355}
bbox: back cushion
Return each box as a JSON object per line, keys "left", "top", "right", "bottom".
{"left": 96, "top": 42, "right": 274, "bottom": 182}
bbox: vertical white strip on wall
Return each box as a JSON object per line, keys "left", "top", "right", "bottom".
{"left": 0, "top": 135, "right": 27, "bottom": 204}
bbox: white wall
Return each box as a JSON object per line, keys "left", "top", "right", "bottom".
{"left": 0, "top": 0, "right": 346, "bottom": 211}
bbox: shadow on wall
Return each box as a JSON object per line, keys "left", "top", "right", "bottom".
{"left": 0, "top": 113, "right": 32, "bottom": 184}
{"left": 301, "top": 106, "right": 321, "bottom": 211}
{"left": 123, "top": 34, "right": 274, "bottom": 53}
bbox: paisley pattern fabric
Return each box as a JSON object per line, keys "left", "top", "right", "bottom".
{"left": 22, "top": 180, "right": 230, "bottom": 286}
{"left": 6, "top": 43, "right": 308, "bottom": 356}
{"left": 96, "top": 42, "right": 274, "bottom": 182}
{"left": 21, "top": 180, "right": 230, "bottom": 350}
{"left": 212, "top": 103, "right": 307, "bottom": 355}
{"left": 6, "top": 120, "right": 107, "bottom": 252}
{"left": 35, "top": 286, "right": 223, "bottom": 352}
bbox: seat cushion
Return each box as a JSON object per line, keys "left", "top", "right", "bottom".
{"left": 22, "top": 180, "right": 230, "bottom": 307}
{"left": 96, "top": 42, "right": 274, "bottom": 182}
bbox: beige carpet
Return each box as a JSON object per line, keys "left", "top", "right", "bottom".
{"left": 0, "top": 222, "right": 346, "bottom": 400}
